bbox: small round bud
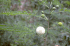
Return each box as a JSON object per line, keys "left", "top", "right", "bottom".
{"left": 58, "top": 22, "right": 63, "bottom": 26}
{"left": 41, "top": 11, "right": 44, "bottom": 14}
{"left": 56, "top": 5, "right": 59, "bottom": 8}
{"left": 52, "top": 7, "right": 56, "bottom": 10}
{"left": 41, "top": 14, "right": 45, "bottom": 18}
{"left": 36, "top": 26, "right": 45, "bottom": 35}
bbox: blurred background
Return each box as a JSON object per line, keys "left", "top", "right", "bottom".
{"left": 0, "top": 0, "right": 70, "bottom": 46}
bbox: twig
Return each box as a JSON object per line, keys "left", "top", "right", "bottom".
{"left": 44, "top": 20, "right": 49, "bottom": 46}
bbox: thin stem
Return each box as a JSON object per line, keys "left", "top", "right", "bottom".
{"left": 44, "top": 20, "right": 49, "bottom": 46}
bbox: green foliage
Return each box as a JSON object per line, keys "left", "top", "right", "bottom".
{"left": 52, "top": 0, "right": 61, "bottom": 5}
{"left": 0, "top": 0, "right": 70, "bottom": 46}
{"left": 0, "top": 20, "right": 45, "bottom": 46}
{"left": 64, "top": 9, "right": 70, "bottom": 12}
{"left": 0, "top": 11, "right": 33, "bottom": 16}
{"left": 0, "top": 0, "right": 11, "bottom": 12}
{"left": 64, "top": 1, "right": 70, "bottom": 6}
{"left": 0, "top": 0, "right": 21, "bottom": 12}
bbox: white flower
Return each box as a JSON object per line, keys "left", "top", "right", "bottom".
{"left": 52, "top": 7, "right": 56, "bottom": 10}
{"left": 56, "top": 5, "right": 59, "bottom": 7}
{"left": 36, "top": 26, "right": 45, "bottom": 35}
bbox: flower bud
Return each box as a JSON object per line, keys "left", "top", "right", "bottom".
{"left": 41, "top": 14, "right": 45, "bottom": 18}
{"left": 41, "top": 11, "right": 44, "bottom": 14}
{"left": 58, "top": 22, "right": 63, "bottom": 26}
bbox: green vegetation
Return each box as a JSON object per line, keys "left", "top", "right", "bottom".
{"left": 0, "top": 0, "right": 70, "bottom": 46}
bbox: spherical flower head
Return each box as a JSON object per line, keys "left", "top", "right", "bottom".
{"left": 36, "top": 26, "right": 45, "bottom": 35}
{"left": 41, "top": 14, "right": 45, "bottom": 18}
{"left": 55, "top": 45, "right": 59, "bottom": 46}
{"left": 58, "top": 22, "right": 63, "bottom": 26}
{"left": 52, "top": 7, "right": 56, "bottom": 10}
{"left": 56, "top": 5, "right": 59, "bottom": 8}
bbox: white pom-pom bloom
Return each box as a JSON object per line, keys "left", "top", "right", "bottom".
{"left": 36, "top": 26, "right": 45, "bottom": 35}
{"left": 56, "top": 5, "right": 59, "bottom": 7}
